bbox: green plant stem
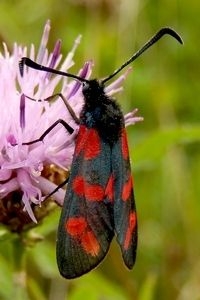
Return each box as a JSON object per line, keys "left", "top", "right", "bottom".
{"left": 12, "top": 237, "right": 29, "bottom": 300}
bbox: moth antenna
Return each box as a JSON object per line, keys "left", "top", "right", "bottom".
{"left": 102, "top": 27, "right": 183, "bottom": 84}
{"left": 19, "top": 57, "right": 89, "bottom": 83}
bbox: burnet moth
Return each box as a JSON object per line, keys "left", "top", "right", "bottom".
{"left": 19, "top": 28, "right": 183, "bottom": 279}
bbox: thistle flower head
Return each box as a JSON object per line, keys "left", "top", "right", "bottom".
{"left": 0, "top": 21, "right": 142, "bottom": 231}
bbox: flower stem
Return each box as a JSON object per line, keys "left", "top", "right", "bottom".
{"left": 12, "top": 236, "right": 29, "bottom": 300}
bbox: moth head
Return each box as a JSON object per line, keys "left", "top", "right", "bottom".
{"left": 82, "top": 79, "right": 105, "bottom": 103}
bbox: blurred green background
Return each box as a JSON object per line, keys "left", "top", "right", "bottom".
{"left": 0, "top": 0, "right": 199, "bottom": 299}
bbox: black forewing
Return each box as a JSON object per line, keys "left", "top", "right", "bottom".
{"left": 112, "top": 128, "right": 137, "bottom": 269}
{"left": 56, "top": 126, "right": 114, "bottom": 279}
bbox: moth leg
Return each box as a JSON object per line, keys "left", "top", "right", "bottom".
{"left": 22, "top": 119, "right": 74, "bottom": 145}
{"left": 44, "top": 177, "right": 69, "bottom": 202}
{"left": 24, "top": 93, "right": 80, "bottom": 124}
{"left": 55, "top": 93, "right": 80, "bottom": 125}
{"left": 20, "top": 94, "right": 77, "bottom": 198}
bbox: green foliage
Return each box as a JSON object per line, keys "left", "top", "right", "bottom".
{"left": 0, "top": 0, "right": 199, "bottom": 299}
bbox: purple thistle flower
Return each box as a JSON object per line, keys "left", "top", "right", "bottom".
{"left": 0, "top": 21, "right": 142, "bottom": 229}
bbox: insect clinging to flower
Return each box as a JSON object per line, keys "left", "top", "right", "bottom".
{"left": 19, "top": 27, "right": 183, "bottom": 279}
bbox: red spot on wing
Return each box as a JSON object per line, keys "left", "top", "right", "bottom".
{"left": 122, "top": 175, "right": 133, "bottom": 201}
{"left": 105, "top": 174, "right": 114, "bottom": 202}
{"left": 124, "top": 212, "right": 137, "bottom": 250}
{"left": 85, "top": 183, "right": 104, "bottom": 202}
{"left": 81, "top": 229, "right": 100, "bottom": 256}
{"left": 75, "top": 127, "right": 101, "bottom": 160}
{"left": 72, "top": 176, "right": 85, "bottom": 196}
{"left": 75, "top": 125, "right": 87, "bottom": 156}
{"left": 121, "top": 128, "right": 129, "bottom": 160}
{"left": 72, "top": 175, "right": 104, "bottom": 202}
{"left": 66, "top": 216, "right": 87, "bottom": 236}
{"left": 65, "top": 217, "right": 100, "bottom": 256}
{"left": 84, "top": 129, "right": 101, "bottom": 160}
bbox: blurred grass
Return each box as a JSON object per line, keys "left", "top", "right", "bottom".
{"left": 0, "top": 0, "right": 199, "bottom": 299}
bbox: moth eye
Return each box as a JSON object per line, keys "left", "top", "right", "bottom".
{"left": 82, "top": 82, "right": 90, "bottom": 92}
